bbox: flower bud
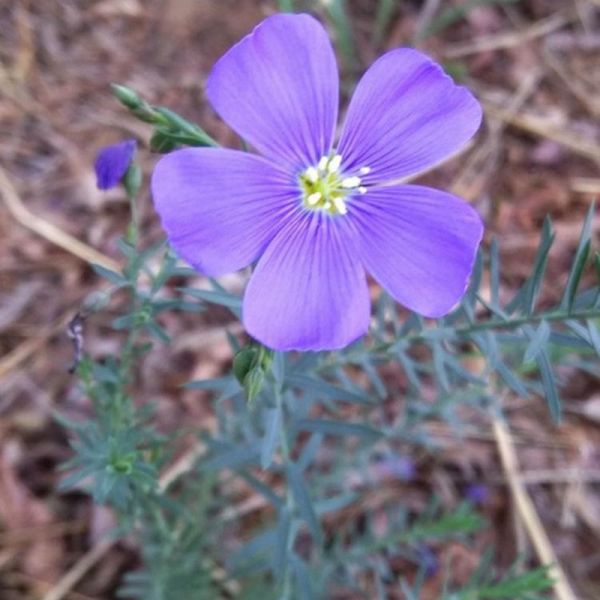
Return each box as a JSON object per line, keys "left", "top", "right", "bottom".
{"left": 243, "top": 365, "right": 265, "bottom": 403}
{"left": 233, "top": 347, "right": 259, "bottom": 386}
{"left": 111, "top": 84, "right": 141, "bottom": 109}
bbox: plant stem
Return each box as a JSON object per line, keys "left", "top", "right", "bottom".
{"left": 384, "top": 307, "right": 600, "bottom": 352}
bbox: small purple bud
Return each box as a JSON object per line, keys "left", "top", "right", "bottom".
{"left": 375, "top": 455, "right": 416, "bottom": 481}
{"left": 94, "top": 139, "right": 137, "bottom": 190}
{"left": 465, "top": 483, "right": 489, "bottom": 505}
{"left": 416, "top": 545, "right": 439, "bottom": 577}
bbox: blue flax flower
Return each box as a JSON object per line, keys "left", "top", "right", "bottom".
{"left": 95, "top": 139, "right": 137, "bottom": 190}
{"left": 152, "top": 14, "right": 483, "bottom": 351}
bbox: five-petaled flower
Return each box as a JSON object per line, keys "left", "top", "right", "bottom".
{"left": 95, "top": 139, "right": 137, "bottom": 190}
{"left": 151, "top": 14, "right": 484, "bottom": 351}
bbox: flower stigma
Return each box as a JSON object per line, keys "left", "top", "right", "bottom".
{"left": 299, "top": 154, "right": 368, "bottom": 216}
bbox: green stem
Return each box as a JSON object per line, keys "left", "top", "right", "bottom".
{"left": 377, "top": 307, "right": 600, "bottom": 354}
{"left": 277, "top": 0, "right": 294, "bottom": 12}
{"left": 316, "top": 306, "right": 600, "bottom": 371}
{"left": 275, "top": 385, "right": 295, "bottom": 598}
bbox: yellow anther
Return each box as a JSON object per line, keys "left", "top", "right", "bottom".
{"left": 300, "top": 154, "right": 367, "bottom": 215}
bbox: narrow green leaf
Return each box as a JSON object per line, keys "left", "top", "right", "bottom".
{"left": 290, "top": 554, "right": 314, "bottom": 600}
{"left": 463, "top": 250, "right": 484, "bottom": 316}
{"left": 295, "top": 418, "right": 383, "bottom": 440}
{"left": 326, "top": 0, "right": 357, "bottom": 73}
{"left": 536, "top": 349, "right": 561, "bottom": 423}
{"left": 561, "top": 202, "right": 595, "bottom": 313}
{"left": 586, "top": 319, "right": 600, "bottom": 357}
{"left": 230, "top": 528, "right": 277, "bottom": 570}
{"left": 149, "top": 129, "right": 178, "bottom": 153}
{"left": 432, "top": 343, "right": 450, "bottom": 393}
{"left": 277, "top": 0, "right": 294, "bottom": 11}
{"left": 237, "top": 472, "right": 283, "bottom": 510}
{"left": 314, "top": 492, "right": 358, "bottom": 515}
{"left": 359, "top": 358, "right": 387, "bottom": 398}
{"left": 473, "top": 565, "right": 554, "bottom": 598}
{"left": 286, "top": 373, "right": 373, "bottom": 405}
{"left": 297, "top": 433, "right": 323, "bottom": 471}
{"left": 495, "top": 360, "right": 529, "bottom": 398}
{"left": 373, "top": 0, "right": 396, "bottom": 45}
{"left": 272, "top": 351, "right": 285, "bottom": 385}
{"left": 395, "top": 347, "right": 421, "bottom": 390}
{"left": 506, "top": 216, "right": 554, "bottom": 315}
{"left": 422, "top": 0, "right": 520, "bottom": 39}
{"left": 260, "top": 405, "right": 281, "bottom": 470}
{"left": 287, "top": 463, "right": 322, "bottom": 544}
{"left": 154, "top": 106, "right": 217, "bottom": 146}
{"left": 273, "top": 508, "right": 292, "bottom": 580}
{"left": 180, "top": 287, "right": 242, "bottom": 312}
{"left": 489, "top": 237, "right": 500, "bottom": 309}
{"left": 523, "top": 321, "right": 550, "bottom": 363}
{"left": 400, "top": 503, "right": 484, "bottom": 543}
{"left": 91, "top": 263, "right": 127, "bottom": 286}
{"left": 145, "top": 321, "right": 170, "bottom": 344}
{"left": 202, "top": 445, "right": 259, "bottom": 471}
{"left": 225, "top": 330, "right": 241, "bottom": 353}
{"left": 184, "top": 376, "right": 234, "bottom": 391}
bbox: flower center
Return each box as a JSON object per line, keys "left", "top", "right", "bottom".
{"left": 299, "top": 154, "right": 369, "bottom": 216}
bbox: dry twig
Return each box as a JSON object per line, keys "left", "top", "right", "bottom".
{"left": 492, "top": 417, "right": 577, "bottom": 600}
{"left": 443, "top": 11, "right": 573, "bottom": 58}
{"left": 481, "top": 100, "right": 600, "bottom": 165}
{"left": 0, "top": 166, "right": 119, "bottom": 271}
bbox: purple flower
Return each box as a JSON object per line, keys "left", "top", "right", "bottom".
{"left": 375, "top": 455, "right": 416, "bottom": 481}
{"left": 151, "top": 14, "right": 483, "bottom": 351}
{"left": 465, "top": 483, "right": 489, "bottom": 505}
{"left": 95, "top": 139, "right": 137, "bottom": 190}
{"left": 416, "top": 545, "right": 439, "bottom": 578}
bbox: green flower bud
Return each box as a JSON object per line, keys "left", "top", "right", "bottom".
{"left": 233, "top": 347, "right": 259, "bottom": 385}
{"left": 111, "top": 84, "right": 141, "bottom": 109}
{"left": 243, "top": 365, "right": 265, "bottom": 403}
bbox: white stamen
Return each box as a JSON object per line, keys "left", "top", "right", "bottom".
{"left": 318, "top": 156, "right": 328, "bottom": 171}
{"left": 324, "top": 200, "right": 332, "bottom": 210}
{"left": 332, "top": 197, "right": 348, "bottom": 214}
{"left": 358, "top": 186, "right": 367, "bottom": 194}
{"left": 307, "top": 192, "right": 322, "bottom": 205}
{"left": 305, "top": 166, "right": 319, "bottom": 183}
{"left": 328, "top": 154, "right": 342, "bottom": 173}
{"left": 341, "top": 176, "right": 361, "bottom": 189}
{"left": 359, "top": 166, "right": 371, "bottom": 175}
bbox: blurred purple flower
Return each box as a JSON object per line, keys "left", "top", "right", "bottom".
{"left": 416, "top": 545, "right": 439, "bottom": 578}
{"left": 151, "top": 14, "right": 483, "bottom": 351}
{"left": 95, "top": 139, "right": 137, "bottom": 190}
{"left": 465, "top": 482, "right": 489, "bottom": 505}
{"left": 375, "top": 455, "right": 416, "bottom": 481}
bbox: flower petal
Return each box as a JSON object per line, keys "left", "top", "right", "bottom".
{"left": 206, "top": 14, "right": 338, "bottom": 171}
{"left": 95, "top": 139, "right": 136, "bottom": 190}
{"left": 243, "top": 213, "right": 370, "bottom": 351}
{"left": 352, "top": 185, "right": 483, "bottom": 317}
{"left": 151, "top": 148, "right": 298, "bottom": 276}
{"left": 337, "top": 49, "right": 481, "bottom": 184}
